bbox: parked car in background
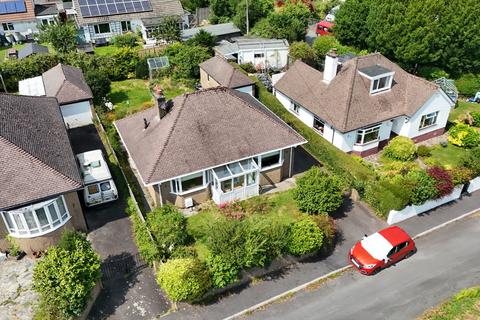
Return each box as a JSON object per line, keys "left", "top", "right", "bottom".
{"left": 349, "top": 226, "right": 416, "bottom": 275}
{"left": 76, "top": 150, "right": 118, "bottom": 207}
{"left": 316, "top": 20, "right": 334, "bottom": 36}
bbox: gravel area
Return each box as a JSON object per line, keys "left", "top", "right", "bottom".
{"left": 0, "top": 258, "right": 38, "bottom": 320}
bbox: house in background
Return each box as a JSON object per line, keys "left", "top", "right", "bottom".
{"left": 215, "top": 37, "right": 290, "bottom": 70}
{"left": 199, "top": 56, "right": 255, "bottom": 96}
{"left": 273, "top": 51, "right": 454, "bottom": 157}
{"left": 181, "top": 22, "right": 242, "bottom": 42}
{"left": 0, "top": 94, "right": 87, "bottom": 254}
{"left": 72, "top": 0, "right": 189, "bottom": 45}
{"left": 19, "top": 63, "right": 94, "bottom": 129}
{"left": 115, "top": 87, "right": 306, "bottom": 208}
{"left": 17, "top": 42, "right": 49, "bottom": 59}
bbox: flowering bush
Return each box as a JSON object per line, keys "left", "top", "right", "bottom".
{"left": 428, "top": 167, "right": 454, "bottom": 198}
{"left": 406, "top": 170, "right": 438, "bottom": 205}
{"left": 449, "top": 167, "right": 474, "bottom": 185}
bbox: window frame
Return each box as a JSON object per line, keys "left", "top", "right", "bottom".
{"left": 256, "top": 150, "right": 283, "bottom": 171}
{"left": 419, "top": 111, "right": 439, "bottom": 130}
{"left": 290, "top": 102, "right": 300, "bottom": 114}
{"left": 356, "top": 125, "right": 381, "bottom": 145}
{"left": 170, "top": 171, "right": 208, "bottom": 195}
{"left": 0, "top": 196, "right": 71, "bottom": 238}
{"left": 94, "top": 23, "right": 111, "bottom": 34}
{"left": 121, "top": 21, "right": 131, "bottom": 32}
{"left": 253, "top": 52, "right": 265, "bottom": 59}
{"left": 2, "top": 22, "right": 14, "bottom": 31}
{"left": 370, "top": 74, "right": 394, "bottom": 94}
{"left": 313, "top": 117, "right": 325, "bottom": 135}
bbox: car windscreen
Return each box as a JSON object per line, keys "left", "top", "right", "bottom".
{"left": 87, "top": 184, "right": 100, "bottom": 194}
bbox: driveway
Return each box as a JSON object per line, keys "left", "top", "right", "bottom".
{"left": 68, "top": 125, "right": 170, "bottom": 319}
{"left": 247, "top": 214, "right": 480, "bottom": 320}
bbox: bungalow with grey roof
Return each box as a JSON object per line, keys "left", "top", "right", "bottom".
{"left": 273, "top": 51, "right": 455, "bottom": 157}
{"left": 115, "top": 87, "right": 306, "bottom": 208}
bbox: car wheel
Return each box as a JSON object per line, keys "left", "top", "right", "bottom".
{"left": 405, "top": 249, "right": 416, "bottom": 259}
{"left": 371, "top": 267, "right": 381, "bottom": 275}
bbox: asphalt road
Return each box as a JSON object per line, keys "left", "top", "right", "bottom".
{"left": 247, "top": 214, "right": 480, "bottom": 320}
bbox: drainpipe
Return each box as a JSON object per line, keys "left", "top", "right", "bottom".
{"left": 289, "top": 147, "right": 294, "bottom": 177}
{"left": 158, "top": 183, "right": 163, "bottom": 206}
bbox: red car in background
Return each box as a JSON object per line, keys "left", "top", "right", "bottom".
{"left": 316, "top": 20, "right": 334, "bottom": 36}
{"left": 349, "top": 226, "right": 416, "bottom": 275}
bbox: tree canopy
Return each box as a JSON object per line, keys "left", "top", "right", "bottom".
{"left": 233, "top": 0, "right": 273, "bottom": 33}
{"left": 153, "top": 16, "right": 181, "bottom": 43}
{"left": 38, "top": 19, "right": 77, "bottom": 54}
{"left": 334, "top": 0, "right": 480, "bottom": 75}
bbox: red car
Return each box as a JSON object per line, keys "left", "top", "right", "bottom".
{"left": 349, "top": 226, "right": 416, "bottom": 275}
{"left": 316, "top": 20, "right": 334, "bottom": 36}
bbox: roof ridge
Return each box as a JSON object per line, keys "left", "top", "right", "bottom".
{"left": 146, "top": 95, "right": 187, "bottom": 183}
{"left": 225, "top": 89, "right": 305, "bottom": 141}
{"left": 0, "top": 135, "right": 82, "bottom": 188}
{"left": 341, "top": 58, "right": 359, "bottom": 131}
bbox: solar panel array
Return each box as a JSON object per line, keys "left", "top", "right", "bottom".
{"left": 147, "top": 56, "right": 170, "bottom": 70}
{"left": 0, "top": 0, "right": 27, "bottom": 15}
{"left": 78, "top": 0, "right": 152, "bottom": 18}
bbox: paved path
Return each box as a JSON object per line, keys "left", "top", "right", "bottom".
{"left": 247, "top": 213, "right": 480, "bottom": 320}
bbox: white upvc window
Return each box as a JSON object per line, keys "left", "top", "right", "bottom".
{"left": 313, "top": 117, "right": 325, "bottom": 135}
{"left": 121, "top": 21, "right": 131, "bottom": 32}
{"left": 255, "top": 150, "right": 283, "bottom": 170}
{"left": 94, "top": 23, "right": 110, "bottom": 34}
{"left": 291, "top": 102, "right": 300, "bottom": 114}
{"left": 356, "top": 125, "right": 381, "bottom": 145}
{"left": 419, "top": 111, "right": 439, "bottom": 129}
{"left": 1, "top": 196, "right": 71, "bottom": 238}
{"left": 370, "top": 75, "right": 394, "bottom": 94}
{"left": 170, "top": 171, "right": 207, "bottom": 195}
{"left": 254, "top": 52, "right": 265, "bottom": 59}
{"left": 2, "top": 22, "right": 14, "bottom": 31}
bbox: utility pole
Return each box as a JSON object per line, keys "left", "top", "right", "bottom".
{"left": 246, "top": 0, "right": 249, "bottom": 34}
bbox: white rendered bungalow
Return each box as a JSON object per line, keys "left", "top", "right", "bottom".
{"left": 273, "top": 51, "right": 455, "bottom": 156}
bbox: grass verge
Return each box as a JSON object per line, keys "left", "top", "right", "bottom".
{"left": 419, "top": 286, "right": 480, "bottom": 320}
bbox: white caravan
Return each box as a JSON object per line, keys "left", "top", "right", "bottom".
{"left": 76, "top": 150, "right": 118, "bottom": 207}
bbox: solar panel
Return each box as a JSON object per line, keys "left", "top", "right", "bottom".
{"left": 78, "top": 0, "right": 152, "bottom": 17}
{"left": 0, "top": 0, "right": 27, "bottom": 14}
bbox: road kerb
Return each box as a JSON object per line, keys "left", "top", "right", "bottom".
{"left": 222, "top": 266, "right": 352, "bottom": 320}
{"left": 223, "top": 208, "right": 479, "bottom": 320}
{"left": 413, "top": 208, "right": 479, "bottom": 240}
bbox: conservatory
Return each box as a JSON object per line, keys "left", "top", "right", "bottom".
{"left": 211, "top": 158, "right": 260, "bottom": 204}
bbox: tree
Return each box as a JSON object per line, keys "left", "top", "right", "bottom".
{"left": 85, "top": 69, "right": 111, "bottom": 105}
{"left": 233, "top": 0, "right": 273, "bottom": 33}
{"left": 181, "top": 0, "right": 209, "bottom": 12}
{"left": 38, "top": 19, "right": 77, "bottom": 54}
{"left": 164, "top": 42, "right": 212, "bottom": 79}
{"left": 153, "top": 16, "right": 181, "bottom": 43}
{"left": 293, "top": 167, "right": 344, "bottom": 214}
{"left": 252, "top": 2, "right": 311, "bottom": 43}
{"left": 210, "top": 0, "right": 239, "bottom": 21}
{"left": 289, "top": 41, "right": 316, "bottom": 65}
{"left": 185, "top": 29, "right": 217, "bottom": 52}
{"left": 334, "top": 0, "right": 372, "bottom": 49}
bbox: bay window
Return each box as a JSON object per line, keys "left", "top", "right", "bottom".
{"left": 1, "top": 196, "right": 71, "bottom": 238}
{"left": 419, "top": 111, "right": 439, "bottom": 129}
{"left": 356, "top": 125, "right": 381, "bottom": 145}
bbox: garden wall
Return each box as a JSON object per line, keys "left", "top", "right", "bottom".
{"left": 467, "top": 177, "right": 480, "bottom": 194}
{"left": 77, "top": 281, "right": 102, "bottom": 320}
{"left": 387, "top": 185, "right": 464, "bottom": 224}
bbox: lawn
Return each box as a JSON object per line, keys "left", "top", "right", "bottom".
{"left": 0, "top": 43, "right": 25, "bottom": 61}
{"left": 449, "top": 101, "right": 480, "bottom": 122}
{"left": 419, "top": 286, "right": 480, "bottom": 320}
{"left": 107, "top": 79, "right": 153, "bottom": 120}
{"left": 423, "top": 143, "right": 470, "bottom": 169}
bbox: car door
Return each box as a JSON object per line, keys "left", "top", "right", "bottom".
{"left": 386, "top": 242, "right": 409, "bottom": 265}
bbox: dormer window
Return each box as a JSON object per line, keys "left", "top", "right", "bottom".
{"left": 358, "top": 65, "right": 395, "bottom": 95}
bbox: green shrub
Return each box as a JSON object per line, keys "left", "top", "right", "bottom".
{"left": 449, "top": 167, "right": 474, "bottom": 185}
{"left": 455, "top": 74, "right": 480, "bottom": 96}
{"left": 293, "top": 167, "right": 344, "bottom": 214}
{"left": 112, "top": 32, "right": 139, "bottom": 48}
{"left": 205, "top": 218, "right": 246, "bottom": 267}
{"left": 205, "top": 254, "right": 241, "bottom": 288}
{"left": 286, "top": 218, "right": 324, "bottom": 256}
{"left": 310, "top": 214, "right": 336, "bottom": 250}
{"left": 85, "top": 69, "right": 111, "bottom": 104}
{"left": 146, "top": 204, "right": 188, "bottom": 261}
{"left": 5, "top": 235, "right": 20, "bottom": 256}
{"left": 135, "top": 58, "right": 149, "bottom": 79}
{"left": 131, "top": 212, "right": 161, "bottom": 265}
{"left": 33, "top": 231, "right": 101, "bottom": 318}
{"left": 164, "top": 42, "right": 212, "bottom": 79}
{"left": 239, "top": 196, "right": 272, "bottom": 215}
{"left": 170, "top": 245, "right": 198, "bottom": 259}
{"left": 417, "top": 66, "right": 450, "bottom": 80}
{"left": 462, "top": 147, "right": 480, "bottom": 176}
{"left": 156, "top": 258, "right": 212, "bottom": 302}
{"left": 108, "top": 47, "right": 139, "bottom": 80}
{"left": 382, "top": 136, "right": 416, "bottom": 161}
{"left": 407, "top": 170, "right": 438, "bottom": 205}
{"left": 448, "top": 123, "right": 480, "bottom": 148}
{"left": 289, "top": 41, "right": 316, "bottom": 63}
{"left": 470, "top": 111, "right": 480, "bottom": 127}
{"left": 417, "top": 145, "right": 432, "bottom": 157}
{"left": 364, "top": 177, "right": 411, "bottom": 217}
{"left": 242, "top": 217, "right": 288, "bottom": 268}
{"left": 239, "top": 62, "right": 256, "bottom": 73}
